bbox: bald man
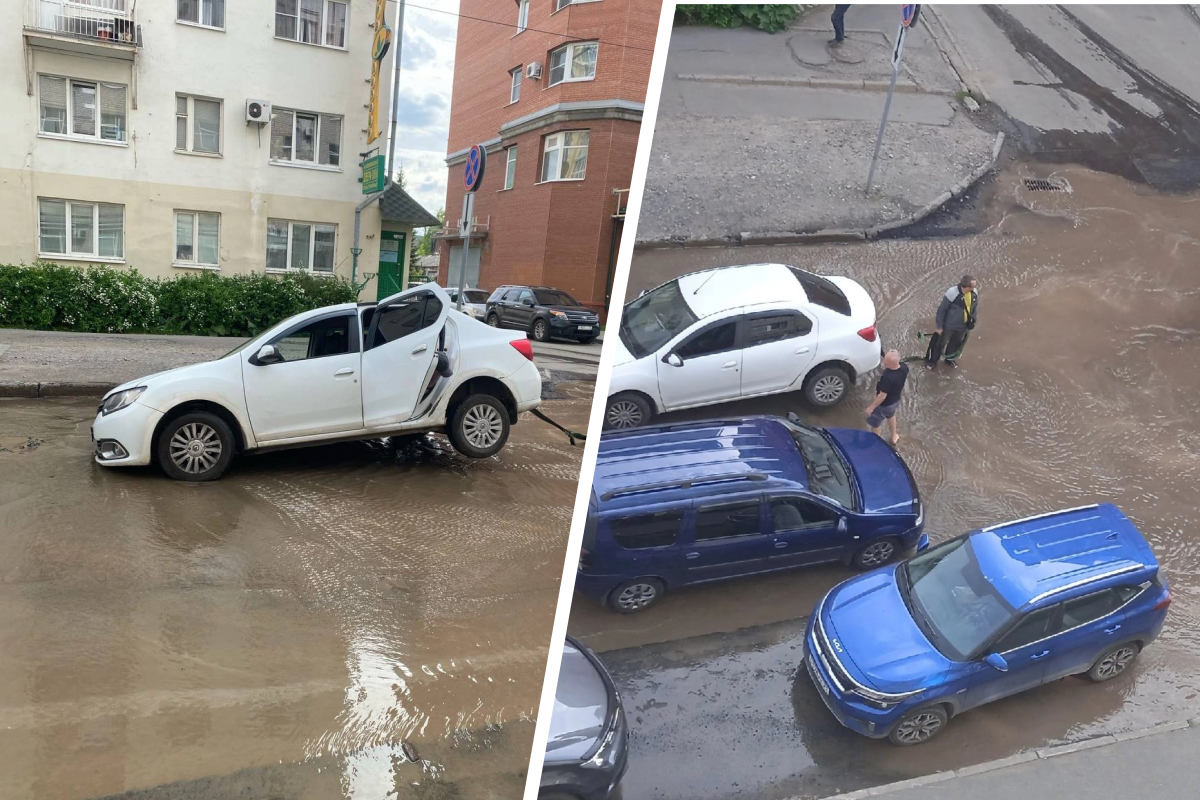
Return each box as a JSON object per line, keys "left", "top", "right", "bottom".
{"left": 865, "top": 349, "right": 908, "bottom": 445}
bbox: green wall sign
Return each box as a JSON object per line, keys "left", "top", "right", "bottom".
{"left": 361, "top": 155, "right": 385, "bottom": 194}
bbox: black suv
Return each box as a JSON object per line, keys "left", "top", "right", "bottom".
{"left": 484, "top": 285, "right": 600, "bottom": 343}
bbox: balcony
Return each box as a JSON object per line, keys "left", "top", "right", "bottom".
{"left": 24, "top": 0, "right": 142, "bottom": 60}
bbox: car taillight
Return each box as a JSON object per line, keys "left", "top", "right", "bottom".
{"left": 1153, "top": 592, "right": 1172, "bottom": 612}
{"left": 857, "top": 324, "right": 877, "bottom": 342}
{"left": 578, "top": 548, "right": 592, "bottom": 571}
{"left": 510, "top": 339, "right": 534, "bottom": 361}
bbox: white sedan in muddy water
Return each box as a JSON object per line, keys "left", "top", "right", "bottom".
{"left": 91, "top": 284, "right": 542, "bottom": 481}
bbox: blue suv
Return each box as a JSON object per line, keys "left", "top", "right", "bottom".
{"left": 577, "top": 415, "right": 927, "bottom": 613}
{"left": 804, "top": 503, "right": 1171, "bottom": 746}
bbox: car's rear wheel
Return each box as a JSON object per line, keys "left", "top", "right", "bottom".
{"left": 609, "top": 578, "right": 664, "bottom": 613}
{"left": 449, "top": 394, "right": 510, "bottom": 458}
{"left": 1088, "top": 643, "right": 1140, "bottom": 682}
{"left": 888, "top": 705, "right": 948, "bottom": 746}
{"left": 804, "top": 365, "right": 850, "bottom": 407}
{"left": 157, "top": 411, "right": 235, "bottom": 481}
{"left": 851, "top": 537, "right": 899, "bottom": 570}
{"left": 604, "top": 393, "right": 651, "bottom": 430}
{"left": 486, "top": 313, "right": 501, "bottom": 327}
{"left": 532, "top": 318, "right": 550, "bottom": 342}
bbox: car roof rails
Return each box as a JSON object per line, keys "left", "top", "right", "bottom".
{"left": 600, "top": 471, "right": 769, "bottom": 502}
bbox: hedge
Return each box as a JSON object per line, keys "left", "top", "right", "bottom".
{"left": 0, "top": 262, "right": 358, "bottom": 338}
{"left": 674, "top": 4, "right": 802, "bottom": 33}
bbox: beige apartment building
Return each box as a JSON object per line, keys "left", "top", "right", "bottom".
{"left": 3, "top": 0, "right": 438, "bottom": 300}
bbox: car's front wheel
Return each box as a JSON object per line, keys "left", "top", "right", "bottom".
{"left": 604, "top": 392, "right": 652, "bottom": 430}
{"left": 851, "top": 537, "right": 899, "bottom": 570}
{"left": 486, "top": 313, "right": 501, "bottom": 328}
{"left": 1088, "top": 642, "right": 1140, "bottom": 682}
{"left": 449, "top": 394, "right": 510, "bottom": 458}
{"left": 157, "top": 411, "right": 235, "bottom": 481}
{"left": 609, "top": 578, "right": 664, "bottom": 613}
{"left": 531, "top": 318, "right": 550, "bottom": 342}
{"left": 804, "top": 365, "right": 851, "bottom": 407}
{"left": 888, "top": 705, "right": 948, "bottom": 746}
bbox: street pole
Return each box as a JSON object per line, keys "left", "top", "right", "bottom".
{"left": 865, "top": 66, "right": 899, "bottom": 195}
{"left": 386, "top": 0, "right": 405, "bottom": 186}
{"left": 456, "top": 192, "right": 473, "bottom": 312}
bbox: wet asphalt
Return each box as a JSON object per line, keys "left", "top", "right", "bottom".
{"left": 0, "top": 385, "right": 593, "bottom": 800}
{"left": 568, "top": 164, "right": 1200, "bottom": 799}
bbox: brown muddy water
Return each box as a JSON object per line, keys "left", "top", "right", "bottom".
{"left": 568, "top": 165, "right": 1200, "bottom": 799}
{"left": 0, "top": 385, "right": 592, "bottom": 800}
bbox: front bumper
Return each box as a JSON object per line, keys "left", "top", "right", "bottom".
{"left": 541, "top": 706, "right": 629, "bottom": 800}
{"left": 802, "top": 615, "right": 909, "bottom": 739}
{"left": 91, "top": 401, "right": 162, "bottom": 467}
{"left": 550, "top": 316, "right": 600, "bottom": 338}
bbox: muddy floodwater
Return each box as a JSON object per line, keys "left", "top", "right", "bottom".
{"left": 570, "top": 165, "right": 1200, "bottom": 799}
{"left": 0, "top": 385, "right": 591, "bottom": 800}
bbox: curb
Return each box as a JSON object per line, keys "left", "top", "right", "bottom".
{"left": 923, "top": 5, "right": 990, "bottom": 103}
{"left": 1, "top": 381, "right": 110, "bottom": 399}
{"left": 817, "top": 719, "right": 1195, "bottom": 800}
{"left": 635, "top": 130, "right": 1002, "bottom": 251}
{"left": 676, "top": 73, "right": 949, "bottom": 96}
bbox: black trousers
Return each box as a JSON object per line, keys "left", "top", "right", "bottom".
{"left": 926, "top": 329, "right": 969, "bottom": 363}
{"left": 832, "top": 5, "right": 851, "bottom": 41}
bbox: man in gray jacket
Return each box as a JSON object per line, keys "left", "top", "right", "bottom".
{"left": 927, "top": 275, "right": 978, "bottom": 368}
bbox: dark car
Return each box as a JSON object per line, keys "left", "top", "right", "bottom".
{"left": 485, "top": 285, "right": 600, "bottom": 343}
{"left": 541, "top": 636, "right": 628, "bottom": 800}
{"left": 577, "top": 415, "right": 927, "bottom": 613}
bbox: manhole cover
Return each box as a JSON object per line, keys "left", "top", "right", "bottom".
{"left": 1022, "top": 177, "right": 1072, "bottom": 193}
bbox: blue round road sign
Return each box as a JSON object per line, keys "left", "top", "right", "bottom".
{"left": 901, "top": 3, "right": 920, "bottom": 27}
{"left": 464, "top": 145, "right": 486, "bottom": 193}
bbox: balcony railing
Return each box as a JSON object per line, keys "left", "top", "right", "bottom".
{"left": 26, "top": 0, "right": 141, "bottom": 47}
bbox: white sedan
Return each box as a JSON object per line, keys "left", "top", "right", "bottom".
{"left": 604, "top": 263, "right": 881, "bottom": 429}
{"left": 92, "top": 284, "right": 542, "bottom": 480}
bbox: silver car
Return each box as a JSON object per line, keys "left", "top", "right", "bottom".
{"left": 447, "top": 287, "right": 490, "bottom": 320}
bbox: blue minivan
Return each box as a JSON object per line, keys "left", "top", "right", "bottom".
{"left": 804, "top": 503, "right": 1171, "bottom": 745}
{"left": 577, "top": 416, "right": 927, "bottom": 613}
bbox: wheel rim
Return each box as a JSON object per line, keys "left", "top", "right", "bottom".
{"left": 1097, "top": 646, "right": 1137, "bottom": 679}
{"left": 462, "top": 403, "right": 504, "bottom": 449}
{"left": 616, "top": 582, "right": 657, "bottom": 611}
{"left": 169, "top": 422, "right": 222, "bottom": 474}
{"left": 535, "top": 321, "right": 547, "bottom": 339}
{"left": 487, "top": 316, "right": 499, "bottom": 327}
{"left": 812, "top": 375, "right": 845, "bottom": 404}
{"left": 859, "top": 540, "right": 895, "bottom": 567}
{"left": 895, "top": 711, "right": 943, "bottom": 744}
{"left": 606, "top": 400, "right": 643, "bottom": 429}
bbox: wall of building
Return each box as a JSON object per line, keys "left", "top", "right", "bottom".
{"left": 0, "top": 0, "right": 392, "bottom": 298}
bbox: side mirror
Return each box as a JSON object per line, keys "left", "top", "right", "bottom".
{"left": 984, "top": 653, "right": 1009, "bottom": 672}
{"left": 837, "top": 517, "right": 848, "bottom": 533}
{"left": 664, "top": 353, "right": 684, "bottom": 368}
{"left": 522, "top": 298, "right": 535, "bottom": 307}
{"left": 254, "top": 344, "right": 282, "bottom": 365}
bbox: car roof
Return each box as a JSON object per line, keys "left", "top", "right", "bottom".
{"left": 593, "top": 417, "right": 809, "bottom": 512}
{"left": 675, "top": 263, "right": 808, "bottom": 319}
{"left": 969, "top": 503, "right": 1158, "bottom": 609}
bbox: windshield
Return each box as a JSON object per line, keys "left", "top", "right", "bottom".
{"left": 534, "top": 289, "right": 578, "bottom": 306}
{"left": 619, "top": 280, "right": 700, "bottom": 359}
{"left": 786, "top": 423, "right": 857, "bottom": 510}
{"left": 899, "top": 538, "right": 1015, "bottom": 661}
{"left": 221, "top": 338, "right": 257, "bottom": 358}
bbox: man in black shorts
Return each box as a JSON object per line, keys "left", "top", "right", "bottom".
{"left": 865, "top": 349, "right": 908, "bottom": 445}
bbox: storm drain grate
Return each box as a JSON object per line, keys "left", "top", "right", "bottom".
{"left": 1022, "top": 177, "right": 1072, "bottom": 193}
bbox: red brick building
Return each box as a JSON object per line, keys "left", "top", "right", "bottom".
{"left": 438, "top": 0, "right": 658, "bottom": 317}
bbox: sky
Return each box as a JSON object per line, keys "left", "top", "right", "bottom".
{"left": 386, "top": 0, "right": 461, "bottom": 224}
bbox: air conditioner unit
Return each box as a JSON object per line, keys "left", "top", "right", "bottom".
{"left": 525, "top": 62, "right": 542, "bottom": 80}
{"left": 246, "top": 99, "right": 272, "bottom": 124}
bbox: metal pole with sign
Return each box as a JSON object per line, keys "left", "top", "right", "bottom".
{"left": 866, "top": 4, "right": 920, "bottom": 195}
{"left": 458, "top": 145, "right": 486, "bottom": 311}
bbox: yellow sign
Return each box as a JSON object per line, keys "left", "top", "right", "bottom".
{"left": 367, "top": 0, "right": 392, "bottom": 145}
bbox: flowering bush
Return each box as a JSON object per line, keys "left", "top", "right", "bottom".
{"left": 0, "top": 263, "right": 358, "bottom": 337}
{"left": 674, "top": 4, "right": 804, "bottom": 33}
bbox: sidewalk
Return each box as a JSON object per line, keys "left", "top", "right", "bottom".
{"left": 817, "top": 719, "right": 1200, "bottom": 800}
{"left": 0, "top": 327, "right": 601, "bottom": 398}
{"left": 638, "top": 4, "right": 998, "bottom": 246}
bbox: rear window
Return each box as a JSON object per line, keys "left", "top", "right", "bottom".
{"left": 464, "top": 290, "right": 490, "bottom": 304}
{"left": 487, "top": 287, "right": 509, "bottom": 302}
{"left": 789, "top": 267, "right": 851, "bottom": 315}
{"left": 609, "top": 510, "right": 682, "bottom": 549}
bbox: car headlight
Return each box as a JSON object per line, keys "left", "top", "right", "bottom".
{"left": 550, "top": 310, "right": 567, "bottom": 318}
{"left": 101, "top": 386, "right": 146, "bottom": 415}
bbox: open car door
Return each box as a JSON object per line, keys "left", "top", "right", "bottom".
{"left": 361, "top": 284, "right": 450, "bottom": 429}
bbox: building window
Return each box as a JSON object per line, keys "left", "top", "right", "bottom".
{"left": 175, "top": 95, "right": 222, "bottom": 155}
{"left": 270, "top": 109, "right": 341, "bottom": 167}
{"left": 275, "top": 0, "right": 347, "bottom": 48}
{"left": 38, "top": 199, "right": 124, "bottom": 260}
{"left": 517, "top": 0, "right": 529, "bottom": 32}
{"left": 510, "top": 67, "right": 522, "bottom": 104}
{"left": 548, "top": 42, "right": 598, "bottom": 86}
{"left": 175, "top": 211, "right": 221, "bottom": 267}
{"left": 541, "top": 131, "right": 589, "bottom": 182}
{"left": 267, "top": 219, "right": 336, "bottom": 273}
{"left": 504, "top": 146, "right": 517, "bottom": 190}
{"left": 38, "top": 75, "right": 126, "bottom": 143}
{"left": 177, "top": 0, "right": 225, "bottom": 29}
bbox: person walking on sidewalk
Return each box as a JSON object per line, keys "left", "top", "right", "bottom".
{"left": 928, "top": 275, "right": 979, "bottom": 368}
{"left": 866, "top": 350, "right": 908, "bottom": 445}
{"left": 830, "top": 5, "right": 851, "bottom": 46}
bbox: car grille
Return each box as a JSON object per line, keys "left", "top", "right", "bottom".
{"left": 563, "top": 311, "right": 598, "bottom": 323}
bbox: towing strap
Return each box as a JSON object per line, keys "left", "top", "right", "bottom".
{"left": 902, "top": 330, "right": 969, "bottom": 364}
{"left": 531, "top": 408, "right": 587, "bottom": 446}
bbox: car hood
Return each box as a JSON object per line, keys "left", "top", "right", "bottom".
{"left": 610, "top": 335, "right": 636, "bottom": 367}
{"left": 825, "top": 428, "right": 915, "bottom": 515}
{"left": 106, "top": 363, "right": 197, "bottom": 397}
{"left": 822, "top": 568, "right": 953, "bottom": 694}
{"left": 546, "top": 640, "right": 611, "bottom": 763}
{"left": 546, "top": 304, "right": 595, "bottom": 315}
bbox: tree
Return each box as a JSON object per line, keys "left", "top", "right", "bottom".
{"left": 417, "top": 207, "right": 444, "bottom": 257}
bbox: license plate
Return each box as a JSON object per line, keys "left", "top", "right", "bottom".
{"left": 809, "top": 657, "right": 830, "bottom": 695}
{"left": 577, "top": 325, "right": 593, "bottom": 331}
